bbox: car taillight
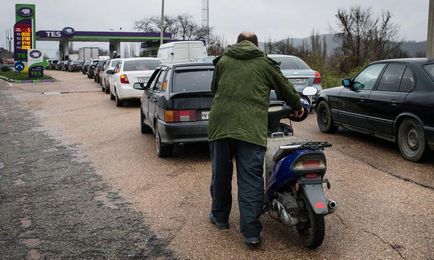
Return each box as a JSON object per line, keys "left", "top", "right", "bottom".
{"left": 120, "top": 74, "right": 129, "bottom": 84}
{"left": 293, "top": 159, "right": 326, "bottom": 171}
{"left": 164, "top": 110, "right": 196, "bottom": 122}
{"left": 313, "top": 71, "right": 321, "bottom": 84}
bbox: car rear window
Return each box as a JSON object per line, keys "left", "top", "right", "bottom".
{"left": 123, "top": 59, "right": 161, "bottom": 71}
{"left": 110, "top": 60, "right": 122, "bottom": 68}
{"left": 270, "top": 56, "right": 310, "bottom": 70}
{"left": 172, "top": 69, "right": 213, "bottom": 92}
{"left": 423, "top": 64, "right": 434, "bottom": 80}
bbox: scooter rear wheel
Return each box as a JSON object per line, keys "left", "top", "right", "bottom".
{"left": 296, "top": 194, "right": 325, "bottom": 249}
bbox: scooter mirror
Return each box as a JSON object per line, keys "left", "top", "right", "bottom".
{"left": 268, "top": 105, "right": 284, "bottom": 112}
{"left": 302, "top": 86, "right": 318, "bottom": 96}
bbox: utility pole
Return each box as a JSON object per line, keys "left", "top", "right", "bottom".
{"left": 160, "top": 0, "right": 165, "bottom": 45}
{"left": 428, "top": 0, "right": 434, "bottom": 58}
{"left": 6, "top": 29, "right": 13, "bottom": 59}
{"left": 201, "top": 0, "right": 209, "bottom": 45}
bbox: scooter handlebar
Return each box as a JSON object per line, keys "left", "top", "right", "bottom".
{"left": 268, "top": 96, "right": 311, "bottom": 122}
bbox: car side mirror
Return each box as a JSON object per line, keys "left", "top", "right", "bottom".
{"left": 342, "top": 79, "right": 353, "bottom": 89}
{"left": 106, "top": 69, "right": 114, "bottom": 75}
{"left": 133, "top": 82, "right": 145, "bottom": 90}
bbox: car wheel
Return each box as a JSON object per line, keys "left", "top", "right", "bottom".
{"left": 155, "top": 124, "right": 173, "bottom": 157}
{"left": 115, "top": 92, "right": 123, "bottom": 107}
{"left": 140, "top": 109, "right": 152, "bottom": 134}
{"left": 110, "top": 90, "right": 115, "bottom": 100}
{"left": 105, "top": 85, "right": 110, "bottom": 94}
{"left": 397, "top": 118, "right": 426, "bottom": 162}
{"left": 316, "top": 101, "right": 338, "bottom": 133}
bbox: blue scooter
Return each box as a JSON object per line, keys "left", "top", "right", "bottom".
{"left": 264, "top": 87, "right": 336, "bottom": 249}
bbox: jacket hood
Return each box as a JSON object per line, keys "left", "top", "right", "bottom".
{"left": 225, "top": 40, "right": 264, "bottom": 60}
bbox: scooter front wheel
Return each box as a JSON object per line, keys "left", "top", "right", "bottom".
{"left": 296, "top": 193, "right": 325, "bottom": 249}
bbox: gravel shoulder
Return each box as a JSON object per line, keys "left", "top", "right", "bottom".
{"left": 0, "top": 79, "right": 174, "bottom": 259}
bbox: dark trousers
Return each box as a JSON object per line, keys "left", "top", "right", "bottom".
{"left": 209, "top": 138, "right": 265, "bottom": 238}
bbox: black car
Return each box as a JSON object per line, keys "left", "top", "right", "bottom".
{"left": 68, "top": 60, "right": 84, "bottom": 72}
{"left": 81, "top": 60, "right": 91, "bottom": 74}
{"left": 134, "top": 63, "right": 214, "bottom": 157}
{"left": 94, "top": 60, "right": 107, "bottom": 83}
{"left": 62, "top": 60, "right": 72, "bottom": 71}
{"left": 316, "top": 58, "right": 434, "bottom": 162}
{"left": 55, "top": 60, "right": 64, "bottom": 70}
{"left": 47, "top": 59, "right": 59, "bottom": 70}
{"left": 87, "top": 59, "right": 99, "bottom": 79}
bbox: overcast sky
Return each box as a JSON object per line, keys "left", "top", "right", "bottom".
{"left": 0, "top": 0, "right": 430, "bottom": 57}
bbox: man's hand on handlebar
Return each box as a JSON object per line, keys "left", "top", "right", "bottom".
{"left": 292, "top": 107, "right": 304, "bottom": 119}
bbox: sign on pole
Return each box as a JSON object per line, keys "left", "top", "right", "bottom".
{"left": 28, "top": 49, "right": 44, "bottom": 78}
{"left": 14, "top": 61, "right": 25, "bottom": 72}
{"left": 14, "top": 4, "right": 36, "bottom": 64}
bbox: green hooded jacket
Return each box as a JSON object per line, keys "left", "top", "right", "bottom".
{"left": 208, "top": 40, "right": 301, "bottom": 147}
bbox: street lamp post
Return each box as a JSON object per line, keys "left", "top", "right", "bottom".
{"left": 428, "top": 0, "right": 434, "bottom": 58}
{"left": 160, "top": 0, "right": 165, "bottom": 45}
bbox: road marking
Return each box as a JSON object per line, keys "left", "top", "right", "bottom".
{"left": 42, "top": 91, "right": 62, "bottom": 95}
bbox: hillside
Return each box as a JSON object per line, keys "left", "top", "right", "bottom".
{"left": 262, "top": 34, "right": 427, "bottom": 57}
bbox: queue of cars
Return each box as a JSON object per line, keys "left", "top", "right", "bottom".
{"left": 75, "top": 52, "right": 213, "bottom": 157}
{"left": 49, "top": 44, "right": 433, "bottom": 162}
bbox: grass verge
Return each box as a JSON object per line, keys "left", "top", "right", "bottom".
{"left": 0, "top": 71, "right": 53, "bottom": 81}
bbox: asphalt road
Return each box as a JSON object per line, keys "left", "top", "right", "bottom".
{"left": 0, "top": 71, "right": 433, "bottom": 259}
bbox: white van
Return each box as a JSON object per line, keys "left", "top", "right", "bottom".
{"left": 157, "top": 41, "right": 207, "bottom": 64}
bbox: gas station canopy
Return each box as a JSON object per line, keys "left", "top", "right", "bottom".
{"left": 36, "top": 28, "right": 171, "bottom": 42}
{"left": 36, "top": 27, "right": 172, "bottom": 59}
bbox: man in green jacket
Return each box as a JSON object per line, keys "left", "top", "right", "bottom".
{"left": 208, "top": 32, "right": 304, "bottom": 248}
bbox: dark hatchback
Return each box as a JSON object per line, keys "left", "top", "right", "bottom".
{"left": 316, "top": 58, "right": 434, "bottom": 162}
{"left": 134, "top": 63, "right": 214, "bottom": 157}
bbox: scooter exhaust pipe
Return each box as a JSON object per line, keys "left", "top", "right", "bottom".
{"left": 271, "top": 199, "right": 298, "bottom": 226}
{"left": 327, "top": 199, "right": 337, "bottom": 214}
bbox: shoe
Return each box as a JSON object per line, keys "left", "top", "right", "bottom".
{"left": 209, "top": 213, "right": 229, "bottom": 229}
{"left": 244, "top": 236, "right": 262, "bottom": 249}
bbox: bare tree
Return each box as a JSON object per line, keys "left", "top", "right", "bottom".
{"left": 134, "top": 14, "right": 212, "bottom": 41}
{"left": 335, "top": 6, "right": 402, "bottom": 72}
{"left": 177, "top": 14, "right": 195, "bottom": 40}
{"left": 207, "top": 35, "right": 226, "bottom": 56}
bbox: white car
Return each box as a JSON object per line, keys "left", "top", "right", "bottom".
{"left": 101, "top": 58, "right": 122, "bottom": 94}
{"left": 108, "top": 58, "right": 161, "bottom": 107}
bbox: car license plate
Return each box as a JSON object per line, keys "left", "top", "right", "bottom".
{"left": 289, "top": 78, "right": 306, "bottom": 84}
{"left": 138, "top": 77, "right": 147, "bottom": 83}
{"left": 201, "top": 111, "right": 210, "bottom": 120}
